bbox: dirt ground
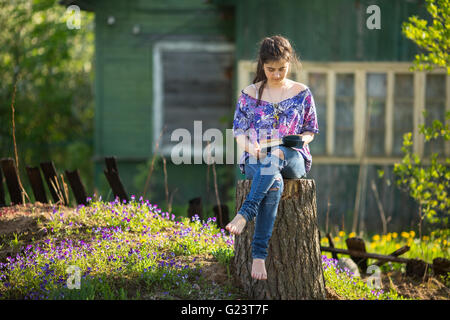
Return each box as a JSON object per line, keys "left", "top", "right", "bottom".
{"left": 1, "top": 203, "right": 449, "bottom": 300}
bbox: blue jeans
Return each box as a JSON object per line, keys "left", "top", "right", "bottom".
{"left": 238, "top": 145, "right": 307, "bottom": 260}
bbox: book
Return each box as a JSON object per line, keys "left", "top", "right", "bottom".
{"left": 259, "top": 136, "right": 305, "bottom": 149}
{"left": 259, "top": 138, "right": 283, "bottom": 149}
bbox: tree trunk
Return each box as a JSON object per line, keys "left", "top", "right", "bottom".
{"left": 232, "top": 179, "right": 326, "bottom": 300}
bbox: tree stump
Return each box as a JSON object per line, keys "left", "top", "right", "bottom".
{"left": 232, "top": 179, "right": 326, "bottom": 300}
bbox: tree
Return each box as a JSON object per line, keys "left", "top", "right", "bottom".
{"left": 391, "top": 123, "right": 449, "bottom": 246}
{"left": 233, "top": 179, "right": 326, "bottom": 299}
{"left": 402, "top": 0, "right": 450, "bottom": 74}
{"left": 381, "top": 0, "right": 449, "bottom": 252}
{"left": 0, "top": 0, "right": 95, "bottom": 202}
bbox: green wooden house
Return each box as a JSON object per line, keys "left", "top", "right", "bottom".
{"left": 62, "top": 0, "right": 448, "bottom": 234}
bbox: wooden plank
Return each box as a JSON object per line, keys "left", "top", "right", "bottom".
{"left": 103, "top": 157, "right": 129, "bottom": 203}
{"left": 213, "top": 204, "right": 229, "bottom": 230}
{"left": 105, "top": 156, "right": 119, "bottom": 173}
{"left": 406, "top": 259, "right": 429, "bottom": 279}
{"left": 40, "top": 161, "right": 65, "bottom": 205}
{"left": 320, "top": 246, "right": 410, "bottom": 264}
{"left": 26, "top": 166, "right": 48, "bottom": 204}
{"left": 104, "top": 170, "right": 129, "bottom": 203}
{"left": 326, "top": 232, "right": 339, "bottom": 260}
{"left": 0, "top": 166, "right": 6, "bottom": 207}
{"left": 1, "top": 158, "right": 23, "bottom": 205}
{"left": 346, "top": 237, "right": 368, "bottom": 272}
{"left": 187, "top": 197, "right": 203, "bottom": 221}
{"left": 375, "top": 245, "right": 410, "bottom": 267}
{"left": 65, "top": 169, "right": 88, "bottom": 206}
{"left": 432, "top": 257, "right": 450, "bottom": 277}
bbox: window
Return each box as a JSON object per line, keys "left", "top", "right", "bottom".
{"left": 366, "top": 73, "right": 387, "bottom": 156}
{"left": 308, "top": 73, "right": 327, "bottom": 155}
{"left": 153, "top": 42, "right": 234, "bottom": 158}
{"left": 424, "top": 74, "right": 446, "bottom": 156}
{"left": 238, "top": 61, "right": 449, "bottom": 163}
{"left": 335, "top": 74, "right": 355, "bottom": 156}
{"left": 393, "top": 74, "right": 414, "bottom": 156}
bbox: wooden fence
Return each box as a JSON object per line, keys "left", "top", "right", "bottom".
{"left": 0, "top": 156, "right": 230, "bottom": 229}
{"left": 0, "top": 156, "right": 448, "bottom": 278}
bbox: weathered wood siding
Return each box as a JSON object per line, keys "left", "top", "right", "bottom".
{"left": 230, "top": 0, "right": 431, "bottom": 233}
{"left": 79, "top": 0, "right": 434, "bottom": 232}
{"left": 234, "top": 0, "right": 427, "bottom": 61}
{"left": 90, "top": 0, "right": 235, "bottom": 203}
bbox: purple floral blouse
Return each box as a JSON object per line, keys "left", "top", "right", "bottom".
{"left": 232, "top": 86, "right": 319, "bottom": 175}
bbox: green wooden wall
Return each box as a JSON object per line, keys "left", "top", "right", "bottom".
{"left": 89, "top": 0, "right": 235, "bottom": 215}
{"left": 233, "top": 0, "right": 427, "bottom": 62}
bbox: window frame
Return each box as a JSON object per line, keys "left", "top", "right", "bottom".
{"left": 237, "top": 61, "right": 449, "bottom": 164}
{"left": 153, "top": 41, "right": 235, "bottom": 158}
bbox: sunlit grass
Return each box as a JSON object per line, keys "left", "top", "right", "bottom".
{"left": 1, "top": 198, "right": 444, "bottom": 300}
{"left": 322, "top": 255, "right": 411, "bottom": 300}
{"left": 0, "top": 197, "right": 237, "bottom": 300}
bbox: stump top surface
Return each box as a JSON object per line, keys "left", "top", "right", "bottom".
{"left": 237, "top": 179, "right": 316, "bottom": 200}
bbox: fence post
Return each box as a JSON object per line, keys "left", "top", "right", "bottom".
{"left": 345, "top": 237, "right": 368, "bottom": 272}
{"left": 213, "top": 204, "right": 229, "bottom": 230}
{"left": 65, "top": 169, "right": 88, "bottom": 206}
{"left": 0, "top": 166, "right": 6, "bottom": 207}
{"left": 40, "top": 161, "right": 68, "bottom": 206}
{"left": 104, "top": 157, "right": 128, "bottom": 203}
{"left": 1, "top": 158, "right": 23, "bottom": 205}
{"left": 187, "top": 197, "right": 203, "bottom": 221}
{"left": 26, "top": 166, "right": 48, "bottom": 203}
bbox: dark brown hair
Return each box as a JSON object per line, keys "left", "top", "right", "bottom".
{"left": 252, "top": 35, "right": 301, "bottom": 106}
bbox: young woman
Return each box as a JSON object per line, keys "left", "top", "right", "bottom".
{"left": 226, "top": 35, "right": 319, "bottom": 280}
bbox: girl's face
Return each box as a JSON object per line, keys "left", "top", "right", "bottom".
{"left": 263, "top": 60, "right": 290, "bottom": 83}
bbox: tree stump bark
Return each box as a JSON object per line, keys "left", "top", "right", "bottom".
{"left": 232, "top": 179, "right": 326, "bottom": 300}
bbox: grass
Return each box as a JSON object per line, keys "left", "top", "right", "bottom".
{"left": 0, "top": 196, "right": 446, "bottom": 300}
{"left": 0, "top": 196, "right": 241, "bottom": 300}
{"left": 322, "top": 255, "right": 410, "bottom": 300}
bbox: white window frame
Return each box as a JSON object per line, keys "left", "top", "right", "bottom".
{"left": 237, "top": 61, "right": 449, "bottom": 165}
{"left": 153, "top": 41, "right": 235, "bottom": 158}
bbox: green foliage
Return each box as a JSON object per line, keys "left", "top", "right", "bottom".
{"left": 0, "top": 199, "right": 238, "bottom": 300}
{"left": 1, "top": 198, "right": 414, "bottom": 300}
{"left": 385, "top": 0, "right": 450, "bottom": 252}
{"left": 212, "top": 247, "right": 234, "bottom": 266}
{"left": 402, "top": 0, "right": 450, "bottom": 75}
{"left": 322, "top": 256, "right": 411, "bottom": 300}
{"left": 0, "top": 0, "right": 95, "bottom": 200}
{"left": 390, "top": 112, "right": 449, "bottom": 250}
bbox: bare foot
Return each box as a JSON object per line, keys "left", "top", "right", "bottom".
{"left": 251, "top": 259, "right": 267, "bottom": 280}
{"left": 225, "top": 214, "right": 247, "bottom": 235}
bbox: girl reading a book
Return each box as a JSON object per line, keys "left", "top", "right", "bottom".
{"left": 226, "top": 35, "right": 319, "bottom": 280}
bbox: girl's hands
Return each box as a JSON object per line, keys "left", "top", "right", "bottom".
{"left": 299, "top": 132, "right": 315, "bottom": 146}
{"left": 250, "top": 141, "right": 266, "bottom": 159}
{"left": 235, "top": 135, "right": 267, "bottom": 160}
